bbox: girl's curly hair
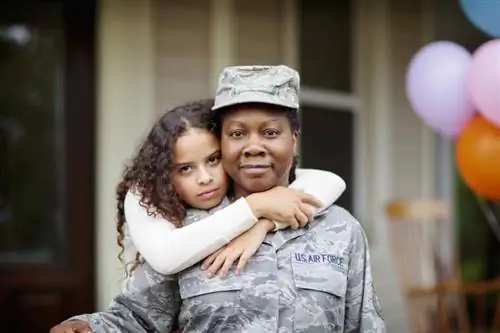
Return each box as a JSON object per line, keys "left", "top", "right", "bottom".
{"left": 116, "top": 99, "right": 216, "bottom": 276}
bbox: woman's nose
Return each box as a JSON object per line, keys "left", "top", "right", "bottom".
{"left": 243, "top": 145, "right": 266, "bottom": 157}
{"left": 243, "top": 134, "right": 266, "bottom": 157}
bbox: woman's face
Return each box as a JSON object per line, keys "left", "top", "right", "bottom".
{"left": 171, "top": 128, "right": 228, "bottom": 209}
{"left": 220, "top": 104, "right": 297, "bottom": 197}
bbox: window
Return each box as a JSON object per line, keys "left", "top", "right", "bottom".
{"left": 298, "top": 0, "right": 358, "bottom": 213}
{"left": 0, "top": 5, "right": 65, "bottom": 263}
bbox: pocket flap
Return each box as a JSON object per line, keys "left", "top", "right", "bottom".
{"left": 179, "top": 268, "right": 243, "bottom": 299}
{"left": 292, "top": 259, "right": 347, "bottom": 297}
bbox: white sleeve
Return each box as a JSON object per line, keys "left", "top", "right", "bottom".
{"left": 272, "top": 168, "right": 346, "bottom": 230}
{"left": 125, "top": 189, "right": 258, "bottom": 275}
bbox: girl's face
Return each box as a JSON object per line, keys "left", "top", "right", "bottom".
{"left": 171, "top": 128, "right": 228, "bottom": 210}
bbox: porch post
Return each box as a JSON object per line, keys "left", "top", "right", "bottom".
{"left": 355, "top": 0, "right": 393, "bottom": 244}
{"left": 282, "top": 0, "right": 299, "bottom": 69}
{"left": 209, "top": 0, "right": 235, "bottom": 93}
{"left": 420, "top": 0, "right": 437, "bottom": 198}
{"left": 96, "top": 0, "right": 157, "bottom": 309}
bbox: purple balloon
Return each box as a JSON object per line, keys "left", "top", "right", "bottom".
{"left": 470, "top": 39, "right": 500, "bottom": 128}
{"left": 406, "top": 41, "right": 475, "bottom": 138}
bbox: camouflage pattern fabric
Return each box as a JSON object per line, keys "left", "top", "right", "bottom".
{"left": 68, "top": 199, "right": 386, "bottom": 332}
{"left": 211, "top": 65, "right": 300, "bottom": 111}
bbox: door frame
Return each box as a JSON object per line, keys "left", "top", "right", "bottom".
{"left": 60, "top": 0, "right": 96, "bottom": 313}
{"left": 0, "top": 0, "right": 96, "bottom": 318}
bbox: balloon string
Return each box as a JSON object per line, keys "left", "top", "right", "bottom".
{"left": 475, "top": 196, "right": 500, "bottom": 243}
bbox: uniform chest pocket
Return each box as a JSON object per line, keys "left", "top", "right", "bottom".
{"left": 291, "top": 258, "right": 348, "bottom": 298}
{"left": 291, "top": 257, "right": 348, "bottom": 330}
{"left": 178, "top": 265, "right": 244, "bottom": 300}
{"left": 177, "top": 266, "right": 244, "bottom": 330}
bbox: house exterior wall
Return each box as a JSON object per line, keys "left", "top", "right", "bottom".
{"left": 95, "top": 0, "right": 158, "bottom": 310}
{"left": 154, "top": 0, "right": 211, "bottom": 112}
{"left": 234, "top": 0, "right": 285, "bottom": 65}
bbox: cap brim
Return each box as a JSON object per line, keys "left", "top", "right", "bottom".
{"left": 211, "top": 91, "right": 298, "bottom": 111}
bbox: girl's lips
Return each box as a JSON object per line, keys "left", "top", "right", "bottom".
{"left": 198, "top": 188, "right": 220, "bottom": 200}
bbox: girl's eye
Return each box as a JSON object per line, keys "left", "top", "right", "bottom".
{"left": 207, "top": 155, "right": 221, "bottom": 165}
{"left": 179, "top": 165, "right": 192, "bottom": 174}
{"left": 263, "top": 129, "right": 280, "bottom": 138}
{"left": 229, "top": 130, "right": 245, "bottom": 138}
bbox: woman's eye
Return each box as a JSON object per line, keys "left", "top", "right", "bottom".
{"left": 229, "top": 130, "right": 245, "bottom": 138}
{"left": 263, "top": 129, "right": 280, "bottom": 138}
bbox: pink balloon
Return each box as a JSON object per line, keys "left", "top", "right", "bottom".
{"left": 406, "top": 41, "right": 475, "bottom": 138}
{"left": 470, "top": 39, "right": 500, "bottom": 127}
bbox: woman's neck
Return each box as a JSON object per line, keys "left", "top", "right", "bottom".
{"left": 232, "top": 186, "right": 249, "bottom": 200}
{"left": 232, "top": 176, "right": 290, "bottom": 200}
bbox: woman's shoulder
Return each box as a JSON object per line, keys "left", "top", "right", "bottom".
{"left": 314, "top": 204, "right": 365, "bottom": 236}
{"left": 184, "top": 196, "right": 231, "bottom": 225}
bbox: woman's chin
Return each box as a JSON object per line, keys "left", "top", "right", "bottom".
{"left": 239, "top": 178, "right": 277, "bottom": 194}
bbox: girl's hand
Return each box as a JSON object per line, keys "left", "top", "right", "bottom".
{"left": 201, "top": 219, "right": 274, "bottom": 277}
{"left": 246, "top": 187, "right": 323, "bottom": 229}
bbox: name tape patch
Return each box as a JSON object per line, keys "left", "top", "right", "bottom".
{"left": 294, "top": 253, "right": 345, "bottom": 268}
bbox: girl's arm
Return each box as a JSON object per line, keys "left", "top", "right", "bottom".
{"left": 127, "top": 169, "right": 346, "bottom": 274}
{"left": 125, "top": 191, "right": 258, "bottom": 275}
{"left": 272, "top": 168, "right": 346, "bottom": 230}
{"left": 293, "top": 168, "right": 346, "bottom": 213}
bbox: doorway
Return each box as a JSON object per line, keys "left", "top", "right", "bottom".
{"left": 0, "top": 1, "right": 96, "bottom": 331}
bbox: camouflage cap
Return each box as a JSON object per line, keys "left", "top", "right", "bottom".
{"left": 212, "top": 65, "right": 300, "bottom": 111}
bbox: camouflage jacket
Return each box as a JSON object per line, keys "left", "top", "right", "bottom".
{"left": 70, "top": 202, "right": 387, "bottom": 332}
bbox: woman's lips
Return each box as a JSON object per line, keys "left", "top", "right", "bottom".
{"left": 240, "top": 164, "right": 271, "bottom": 176}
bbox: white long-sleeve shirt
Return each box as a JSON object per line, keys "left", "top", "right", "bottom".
{"left": 125, "top": 168, "right": 346, "bottom": 275}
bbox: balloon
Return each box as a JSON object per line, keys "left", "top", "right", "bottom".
{"left": 469, "top": 39, "right": 500, "bottom": 127}
{"left": 456, "top": 116, "right": 500, "bottom": 201}
{"left": 406, "top": 41, "right": 475, "bottom": 139}
{"left": 460, "top": 0, "right": 500, "bottom": 38}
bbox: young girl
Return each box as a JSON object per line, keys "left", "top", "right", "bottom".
{"left": 117, "top": 99, "right": 346, "bottom": 277}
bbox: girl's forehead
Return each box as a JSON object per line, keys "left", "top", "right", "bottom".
{"left": 173, "top": 128, "right": 220, "bottom": 162}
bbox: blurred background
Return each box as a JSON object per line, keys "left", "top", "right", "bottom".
{"left": 1, "top": 0, "right": 499, "bottom": 332}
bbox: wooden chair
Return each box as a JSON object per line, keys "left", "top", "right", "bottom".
{"left": 386, "top": 199, "right": 500, "bottom": 333}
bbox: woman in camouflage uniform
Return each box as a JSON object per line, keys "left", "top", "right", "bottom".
{"left": 51, "top": 65, "right": 386, "bottom": 333}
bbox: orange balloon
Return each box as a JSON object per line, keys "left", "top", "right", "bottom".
{"left": 456, "top": 115, "right": 500, "bottom": 201}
